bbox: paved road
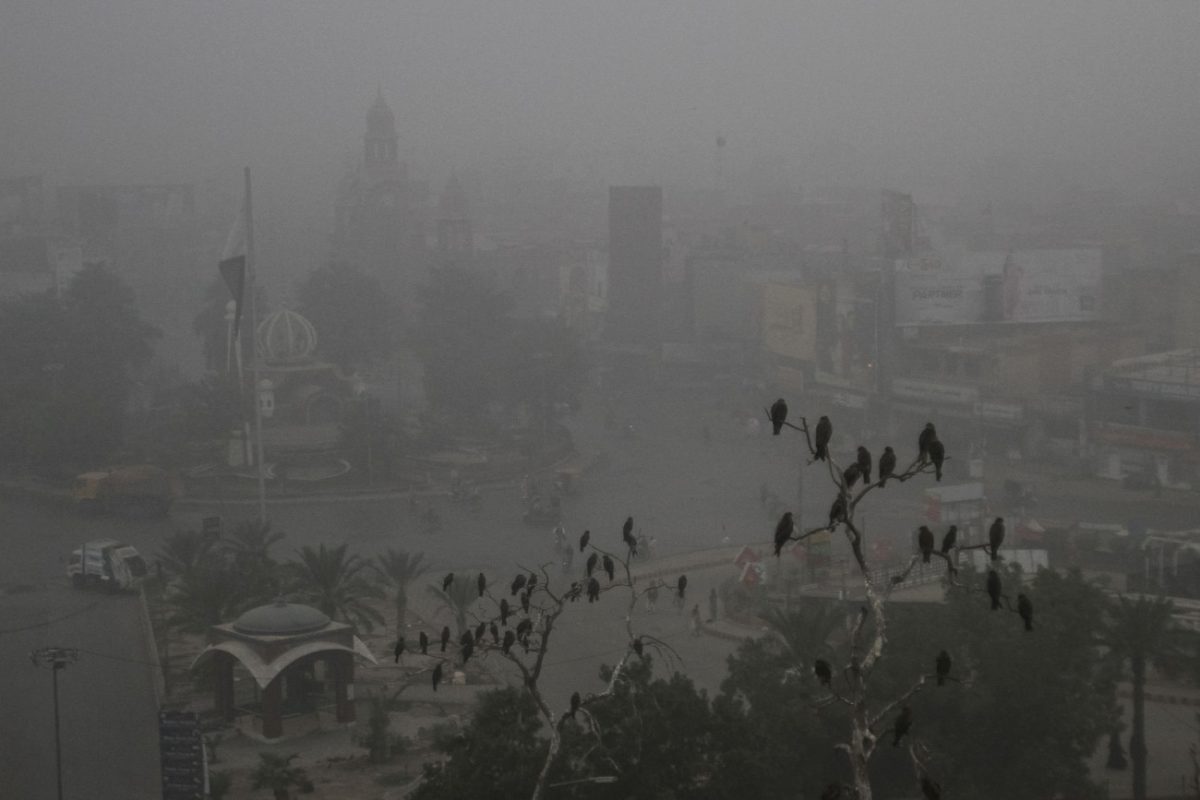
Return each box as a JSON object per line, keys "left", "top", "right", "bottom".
{"left": 0, "top": 500, "right": 160, "bottom": 799}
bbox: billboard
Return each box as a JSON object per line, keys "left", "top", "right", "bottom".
{"left": 894, "top": 248, "right": 1101, "bottom": 326}
{"left": 762, "top": 283, "right": 817, "bottom": 362}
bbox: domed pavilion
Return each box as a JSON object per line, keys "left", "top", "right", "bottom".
{"left": 191, "top": 600, "right": 377, "bottom": 740}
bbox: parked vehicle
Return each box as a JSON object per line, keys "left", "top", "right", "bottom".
{"left": 68, "top": 539, "right": 148, "bottom": 591}
{"left": 74, "top": 465, "right": 181, "bottom": 516}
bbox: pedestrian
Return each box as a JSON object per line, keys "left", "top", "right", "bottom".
{"left": 690, "top": 603, "right": 703, "bottom": 636}
{"left": 708, "top": 587, "right": 719, "bottom": 622}
{"left": 645, "top": 583, "right": 658, "bottom": 613}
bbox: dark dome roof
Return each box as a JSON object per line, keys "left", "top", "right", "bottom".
{"left": 233, "top": 601, "right": 331, "bottom": 636}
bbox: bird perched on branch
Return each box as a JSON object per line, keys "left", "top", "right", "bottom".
{"left": 843, "top": 462, "right": 862, "bottom": 488}
{"left": 460, "top": 631, "right": 474, "bottom": 664}
{"left": 677, "top": 574, "right": 688, "bottom": 600}
{"left": 586, "top": 553, "right": 599, "bottom": 578}
{"left": 432, "top": 662, "right": 443, "bottom": 692}
{"left": 442, "top": 573, "right": 454, "bottom": 592}
{"left": 502, "top": 629, "right": 516, "bottom": 654}
{"left": 632, "top": 636, "right": 645, "bottom": 658}
{"left": 579, "top": 529, "right": 590, "bottom": 552}
{"left": 499, "top": 598, "right": 511, "bottom": 626}
{"left": 770, "top": 398, "right": 788, "bottom": 435}
{"left": 1018, "top": 593, "right": 1034, "bottom": 631}
{"left": 918, "top": 423, "right": 937, "bottom": 464}
{"left": 419, "top": 631, "right": 429, "bottom": 655}
{"left": 587, "top": 577, "right": 600, "bottom": 603}
{"left": 527, "top": 573, "right": 538, "bottom": 591}
{"left": 440, "top": 626, "right": 450, "bottom": 652}
{"left": 622, "top": 516, "right": 638, "bottom": 557}
{"left": 941, "top": 525, "right": 957, "bottom": 555}
{"left": 928, "top": 438, "right": 945, "bottom": 481}
{"left": 393, "top": 639, "right": 404, "bottom": 663}
{"left": 918, "top": 526, "right": 935, "bottom": 563}
{"left": 935, "top": 650, "right": 951, "bottom": 686}
{"left": 814, "top": 416, "right": 832, "bottom": 461}
{"left": 511, "top": 574, "right": 527, "bottom": 596}
{"left": 878, "top": 446, "right": 896, "bottom": 487}
{"left": 569, "top": 691, "right": 581, "bottom": 718}
{"left": 857, "top": 446, "right": 873, "bottom": 483}
{"left": 893, "top": 706, "right": 913, "bottom": 746}
{"left": 773, "top": 511, "right": 794, "bottom": 557}
{"left": 602, "top": 554, "right": 615, "bottom": 581}
{"left": 828, "top": 494, "right": 847, "bottom": 527}
{"left": 814, "top": 658, "right": 832, "bottom": 686}
{"left": 477, "top": 573, "right": 486, "bottom": 598}
{"left": 987, "top": 570, "right": 1003, "bottom": 610}
{"left": 988, "top": 517, "right": 1005, "bottom": 562}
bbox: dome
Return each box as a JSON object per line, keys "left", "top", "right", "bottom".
{"left": 256, "top": 308, "right": 318, "bottom": 364}
{"left": 233, "top": 601, "right": 331, "bottom": 636}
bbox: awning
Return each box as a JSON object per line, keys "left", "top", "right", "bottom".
{"left": 190, "top": 636, "right": 377, "bottom": 689}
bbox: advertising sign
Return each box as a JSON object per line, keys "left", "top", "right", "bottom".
{"left": 159, "top": 710, "right": 205, "bottom": 800}
{"left": 894, "top": 272, "right": 982, "bottom": 325}
{"left": 1003, "top": 249, "right": 1101, "bottom": 323}
{"left": 892, "top": 378, "right": 978, "bottom": 406}
{"left": 762, "top": 283, "right": 817, "bottom": 362}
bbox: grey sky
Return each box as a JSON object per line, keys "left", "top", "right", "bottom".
{"left": 2, "top": 1, "right": 1197, "bottom": 211}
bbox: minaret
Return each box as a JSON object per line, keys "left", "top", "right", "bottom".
{"left": 364, "top": 88, "right": 398, "bottom": 174}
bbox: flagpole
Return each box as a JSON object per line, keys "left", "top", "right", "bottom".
{"left": 244, "top": 167, "right": 268, "bottom": 524}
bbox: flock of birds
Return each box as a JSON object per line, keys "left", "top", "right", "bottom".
{"left": 390, "top": 515, "right": 685, "bottom": 695}
{"left": 766, "top": 398, "right": 1037, "bottom": 799}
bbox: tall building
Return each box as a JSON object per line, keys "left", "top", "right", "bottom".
{"left": 607, "top": 186, "right": 663, "bottom": 346}
{"left": 332, "top": 90, "right": 429, "bottom": 311}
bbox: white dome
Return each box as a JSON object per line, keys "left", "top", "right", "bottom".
{"left": 256, "top": 308, "right": 318, "bottom": 364}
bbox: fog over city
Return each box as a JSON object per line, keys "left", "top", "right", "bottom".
{"left": 3, "top": 3, "right": 1200, "bottom": 800}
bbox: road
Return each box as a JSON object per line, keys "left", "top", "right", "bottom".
{"left": 0, "top": 500, "right": 160, "bottom": 799}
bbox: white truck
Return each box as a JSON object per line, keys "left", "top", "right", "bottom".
{"left": 68, "top": 539, "right": 148, "bottom": 591}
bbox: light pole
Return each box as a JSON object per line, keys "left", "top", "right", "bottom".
{"left": 31, "top": 647, "right": 79, "bottom": 800}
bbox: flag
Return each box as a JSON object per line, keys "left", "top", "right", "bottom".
{"left": 218, "top": 255, "right": 246, "bottom": 341}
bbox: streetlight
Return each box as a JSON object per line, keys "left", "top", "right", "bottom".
{"left": 31, "top": 646, "right": 79, "bottom": 800}
{"left": 548, "top": 776, "right": 619, "bottom": 789}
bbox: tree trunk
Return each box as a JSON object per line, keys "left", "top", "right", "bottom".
{"left": 1131, "top": 654, "right": 1148, "bottom": 800}
{"left": 530, "top": 722, "right": 561, "bottom": 800}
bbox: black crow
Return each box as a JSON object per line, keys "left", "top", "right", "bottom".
{"left": 918, "top": 526, "right": 935, "bottom": 563}
{"left": 500, "top": 598, "right": 511, "bottom": 626}
{"left": 828, "top": 494, "right": 847, "bottom": 527}
{"left": 460, "top": 631, "right": 474, "bottom": 663}
{"left": 893, "top": 705, "right": 913, "bottom": 746}
{"left": 940, "top": 525, "right": 957, "bottom": 555}
{"left": 502, "top": 630, "right": 516, "bottom": 654}
{"left": 586, "top": 552, "right": 599, "bottom": 578}
{"left": 935, "top": 650, "right": 951, "bottom": 686}
{"left": 393, "top": 639, "right": 404, "bottom": 663}
{"left": 857, "top": 446, "right": 872, "bottom": 483}
{"left": 843, "top": 462, "right": 862, "bottom": 488}
{"left": 602, "top": 554, "right": 615, "bottom": 581}
{"left": 632, "top": 636, "right": 644, "bottom": 658}
{"left": 587, "top": 577, "right": 600, "bottom": 603}
{"left": 511, "top": 574, "right": 527, "bottom": 596}
{"left": 477, "top": 573, "right": 486, "bottom": 598}
{"left": 928, "top": 439, "right": 945, "bottom": 481}
{"left": 432, "top": 662, "right": 443, "bottom": 692}
{"left": 623, "top": 516, "right": 639, "bottom": 557}
{"left": 814, "top": 658, "right": 832, "bottom": 686}
{"left": 419, "top": 631, "right": 429, "bottom": 655}
{"left": 770, "top": 398, "right": 788, "bottom": 435}
{"left": 918, "top": 423, "right": 937, "bottom": 463}
{"left": 440, "top": 625, "right": 450, "bottom": 652}
{"left": 579, "top": 529, "right": 591, "bottom": 552}
{"left": 878, "top": 446, "right": 896, "bottom": 487}
{"left": 814, "top": 416, "right": 833, "bottom": 461}
{"left": 527, "top": 573, "right": 538, "bottom": 590}
{"left": 442, "top": 573, "right": 454, "bottom": 592}
{"left": 570, "top": 691, "right": 581, "bottom": 717}
{"left": 1018, "top": 593, "right": 1034, "bottom": 631}
{"left": 774, "top": 511, "right": 794, "bottom": 557}
{"left": 677, "top": 574, "right": 688, "bottom": 600}
{"left": 987, "top": 569, "right": 1003, "bottom": 610}
{"left": 988, "top": 517, "right": 1005, "bottom": 562}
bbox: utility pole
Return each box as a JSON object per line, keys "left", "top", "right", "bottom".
{"left": 31, "top": 647, "right": 79, "bottom": 800}
{"left": 244, "top": 167, "right": 268, "bottom": 524}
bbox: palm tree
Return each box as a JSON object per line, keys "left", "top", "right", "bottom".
{"left": 373, "top": 549, "right": 427, "bottom": 638}
{"left": 249, "top": 752, "right": 312, "bottom": 800}
{"left": 761, "top": 598, "right": 846, "bottom": 672}
{"left": 288, "top": 543, "right": 384, "bottom": 633}
{"left": 1104, "top": 594, "right": 1188, "bottom": 800}
{"left": 166, "top": 562, "right": 248, "bottom": 633}
{"left": 425, "top": 577, "right": 481, "bottom": 637}
{"left": 223, "top": 519, "right": 285, "bottom": 599}
{"left": 156, "top": 530, "right": 216, "bottom": 582}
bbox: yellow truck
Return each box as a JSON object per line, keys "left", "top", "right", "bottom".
{"left": 73, "top": 465, "right": 181, "bottom": 516}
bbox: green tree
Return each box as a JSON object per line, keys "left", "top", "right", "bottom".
{"left": 425, "top": 576, "right": 480, "bottom": 638}
{"left": 249, "top": 752, "right": 312, "bottom": 800}
{"left": 223, "top": 519, "right": 285, "bottom": 596}
{"left": 1103, "top": 594, "right": 1189, "bottom": 800}
{"left": 297, "top": 262, "right": 396, "bottom": 369}
{"left": 288, "top": 543, "right": 384, "bottom": 632}
{"left": 166, "top": 561, "right": 249, "bottom": 632}
{"left": 156, "top": 530, "right": 216, "bottom": 583}
{"left": 374, "top": 549, "right": 427, "bottom": 638}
